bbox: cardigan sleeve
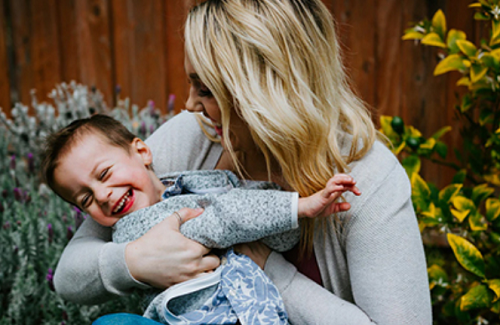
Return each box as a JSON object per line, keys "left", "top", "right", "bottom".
{"left": 53, "top": 112, "right": 221, "bottom": 304}
{"left": 263, "top": 143, "right": 432, "bottom": 325}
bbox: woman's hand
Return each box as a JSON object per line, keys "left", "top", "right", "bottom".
{"left": 125, "top": 208, "right": 220, "bottom": 289}
{"left": 234, "top": 241, "right": 272, "bottom": 270}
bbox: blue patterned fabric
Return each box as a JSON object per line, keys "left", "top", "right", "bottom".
{"left": 162, "top": 249, "right": 289, "bottom": 325}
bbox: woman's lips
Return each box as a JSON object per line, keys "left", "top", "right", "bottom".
{"left": 214, "top": 125, "right": 223, "bottom": 136}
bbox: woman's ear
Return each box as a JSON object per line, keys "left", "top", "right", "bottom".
{"left": 131, "top": 138, "right": 153, "bottom": 166}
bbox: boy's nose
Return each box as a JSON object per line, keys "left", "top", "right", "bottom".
{"left": 95, "top": 187, "right": 112, "bottom": 205}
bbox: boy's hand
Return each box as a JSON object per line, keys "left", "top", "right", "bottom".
{"left": 298, "top": 174, "right": 361, "bottom": 219}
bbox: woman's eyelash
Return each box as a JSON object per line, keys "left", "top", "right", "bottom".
{"left": 198, "top": 88, "right": 212, "bottom": 97}
{"left": 81, "top": 195, "right": 91, "bottom": 208}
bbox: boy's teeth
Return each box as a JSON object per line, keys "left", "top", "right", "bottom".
{"left": 113, "top": 191, "right": 130, "bottom": 213}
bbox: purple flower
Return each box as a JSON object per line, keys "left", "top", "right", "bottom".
{"left": 62, "top": 310, "right": 68, "bottom": 321}
{"left": 9, "top": 155, "right": 15, "bottom": 170}
{"left": 46, "top": 269, "right": 55, "bottom": 291}
{"left": 27, "top": 153, "right": 35, "bottom": 174}
{"left": 2, "top": 221, "right": 10, "bottom": 230}
{"left": 47, "top": 224, "right": 54, "bottom": 244}
{"left": 66, "top": 226, "right": 73, "bottom": 241}
{"left": 13, "top": 246, "right": 18, "bottom": 254}
{"left": 13, "top": 188, "right": 22, "bottom": 202}
{"left": 115, "top": 84, "right": 121, "bottom": 94}
{"left": 140, "top": 121, "right": 146, "bottom": 135}
{"left": 168, "top": 94, "right": 176, "bottom": 113}
{"left": 74, "top": 207, "right": 84, "bottom": 230}
{"left": 149, "top": 124, "right": 155, "bottom": 134}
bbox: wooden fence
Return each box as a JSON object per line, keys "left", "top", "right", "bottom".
{"left": 0, "top": 0, "right": 478, "bottom": 186}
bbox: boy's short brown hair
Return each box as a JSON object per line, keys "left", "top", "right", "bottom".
{"left": 41, "top": 114, "right": 136, "bottom": 192}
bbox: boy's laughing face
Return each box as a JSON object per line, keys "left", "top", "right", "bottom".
{"left": 53, "top": 133, "right": 164, "bottom": 227}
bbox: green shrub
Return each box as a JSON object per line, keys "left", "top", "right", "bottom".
{"left": 0, "top": 82, "right": 174, "bottom": 324}
{"left": 382, "top": 2, "right": 500, "bottom": 323}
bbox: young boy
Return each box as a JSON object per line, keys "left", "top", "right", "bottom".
{"left": 42, "top": 115, "right": 360, "bottom": 325}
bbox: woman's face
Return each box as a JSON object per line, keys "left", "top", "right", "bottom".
{"left": 184, "top": 56, "right": 255, "bottom": 153}
{"left": 184, "top": 57, "right": 223, "bottom": 136}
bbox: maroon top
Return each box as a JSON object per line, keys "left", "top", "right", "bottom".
{"left": 283, "top": 244, "right": 323, "bottom": 286}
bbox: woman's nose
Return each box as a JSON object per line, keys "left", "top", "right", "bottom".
{"left": 185, "top": 88, "right": 202, "bottom": 113}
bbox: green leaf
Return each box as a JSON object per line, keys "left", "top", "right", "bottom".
{"left": 402, "top": 155, "right": 421, "bottom": 176}
{"left": 460, "top": 284, "right": 493, "bottom": 311}
{"left": 456, "top": 76, "right": 470, "bottom": 87}
{"left": 411, "top": 173, "right": 431, "bottom": 211}
{"left": 452, "top": 169, "right": 467, "bottom": 184}
{"left": 479, "top": 109, "right": 494, "bottom": 125}
{"left": 469, "top": 210, "right": 488, "bottom": 231}
{"left": 486, "top": 198, "right": 500, "bottom": 221}
{"left": 379, "top": 115, "right": 397, "bottom": 138}
{"left": 422, "top": 32, "right": 447, "bottom": 49}
{"left": 434, "top": 54, "right": 466, "bottom": 75}
{"left": 428, "top": 264, "right": 448, "bottom": 290}
{"left": 439, "top": 184, "right": 463, "bottom": 203}
{"left": 419, "top": 137, "right": 436, "bottom": 150}
{"left": 435, "top": 141, "right": 448, "bottom": 158}
{"left": 470, "top": 64, "right": 488, "bottom": 83}
{"left": 456, "top": 39, "right": 478, "bottom": 57}
{"left": 451, "top": 208, "right": 470, "bottom": 222}
{"left": 480, "top": 53, "right": 499, "bottom": 69}
{"left": 432, "top": 9, "right": 447, "bottom": 40}
{"left": 460, "top": 94, "right": 473, "bottom": 112}
{"left": 471, "top": 184, "right": 495, "bottom": 205}
{"left": 447, "top": 233, "right": 486, "bottom": 278}
{"left": 447, "top": 29, "right": 467, "bottom": 54}
{"left": 474, "top": 11, "right": 490, "bottom": 20}
{"left": 488, "top": 279, "right": 500, "bottom": 302}
{"left": 421, "top": 203, "right": 444, "bottom": 226}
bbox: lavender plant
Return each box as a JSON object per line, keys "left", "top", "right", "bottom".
{"left": 0, "top": 82, "right": 174, "bottom": 324}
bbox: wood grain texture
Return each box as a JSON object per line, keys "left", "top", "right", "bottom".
{"left": 0, "top": 0, "right": 11, "bottom": 113}
{"left": 0, "top": 0, "right": 485, "bottom": 186}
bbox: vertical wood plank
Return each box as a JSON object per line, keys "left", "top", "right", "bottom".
{"left": 112, "top": 0, "right": 168, "bottom": 111}
{"left": 74, "top": 0, "right": 113, "bottom": 105}
{"left": 165, "top": 0, "right": 195, "bottom": 113}
{"left": 9, "top": 0, "right": 33, "bottom": 105}
{"left": 374, "top": 0, "right": 403, "bottom": 120}
{"left": 56, "top": 0, "right": 80, "bottom": 83}
{"left": 0, "top": 0, "right": 11, "bottom": 112}
{"left": 30, "top": 0, "right": 61, "bottom": 102}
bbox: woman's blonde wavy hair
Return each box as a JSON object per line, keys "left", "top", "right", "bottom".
{"left": 185, "top": 0, "right": 376, "bottom": 252}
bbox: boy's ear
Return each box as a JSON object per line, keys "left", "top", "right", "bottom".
{"left": 131, "top": 138, "right": 153, "bottom": 166}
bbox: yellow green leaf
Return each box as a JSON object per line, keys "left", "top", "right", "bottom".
{"left": 456, "top": 39, "right": 477, "bottom": 57}
{"left": 394, "top": 141, "right": 406, "bottom": 155}
{"left": 485, "top": 173, "right": 500, "bottom": 186}
{"left": 434, "top": 54, "right": 466, "bottom": 75}
{"left": 439, "top": 184, "right": 463, "bottom": 203}
{"left": 469, "top": 3, "right": 482, "bottom": 7}
{"left": 488, "top": 279, "right": 500, "bottom": 302}
{"left": 469, "top": 211, "right": 488, "bottom": 231}
{"left": 447, "top": 29, "right": 467, "bottom": 54}
{"left": 492, "top": 20, "right": 500, "bottom": 46}
{"left": 421, "top": 203, "right": 444, "bottom": 227}
{"left": 486, "top": 198, "right": 500, "bottom": 221}
{"left": 420, "top": 138, "right": 436, "bottom": 150}
{"left": 451, "top": 208, "right": 470, "bottom": 222}
{"left": 431, "top": 126, "right": 452, "bottom": 139}
{"left": 470, "top": 64, "right": 488, "bottom": 83}
{"left": 456, "top": 77, "right": 470, "bottom": 87}
{"left": 402, "top": 32, "right": 424, "bottom": 40}
{"left": 422, "top": 32, "right": 447, "bottom": 49}
{"left": 428, "top": 264, "right": 448, "bottom": 290}
{"left": 408, "top": 126, "right": 422, "bottom": 137}
{"left": 379, "top": 115, "right": 397, "bottom": 137}
{"left": 472, "top": 184, "right": 495, "bottom": 204}
{"left": 491, "top": 300, "right": 500, "bottom": 313}
{"left": 411, "top": 173, "right": 431, "bottom": 211}
{"left": 432, "top": 9, "right": 447, "bottom": 39}
{"left": 447, "top": 233, "right": 485, "bottom": 278}
{"left": 496, "top": 127, "right": 500, "bottom": 134}
{"left": 491, "top": 48, "right": 500, "bottom": 60}
{"left": 452, "top": 196, "right": 476, "bottom": 212}
{"left": 460, "top": 284, "right": 493, "bottom": 311}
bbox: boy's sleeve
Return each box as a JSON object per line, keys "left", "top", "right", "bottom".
{"left": 113, "top": 189, "right": 300, "bottom": 251}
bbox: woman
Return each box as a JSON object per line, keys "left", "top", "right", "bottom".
{"left": 56, "top": 0, "right": 432, "bottom": 323}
